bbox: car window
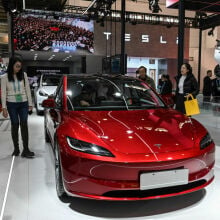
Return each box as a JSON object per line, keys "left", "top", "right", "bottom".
{"left": 67, "top": 77, "right": 165, "bottom": 111}
{"left": 55, "top": 84, "right": 63, "bottom": 108}
{"left": 42, "top": 75, "right": 60, "bottom": 86}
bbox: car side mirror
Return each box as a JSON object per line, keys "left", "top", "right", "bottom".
{"left": 42, "top": 98, "right": 56, "bottom": 109}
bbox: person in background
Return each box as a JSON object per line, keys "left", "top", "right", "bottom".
{"left": 137, "top": 66, "right": 156, "bottom": 89}
{"left": 1, "top": 56, "right": 35, "bottom": 158}
{"left": 212, "top": 66, "right": 220, "bottom": 104}
{"left": 73, "top": 83, "right": 95, "bottom": 107}
{"left": 202, "top": 70, "right": 212, "bottom": 106}
{"left": 175, "top": 63, "right": 199, "bottom": 114}
{"left": 160, "top": 74, "right": 172, "bottom": 95}
{"left": 157, "top": 76, "right": 163, "bottom": 92}
{"left": 159, "top": 74, "right": 174, "bottom": 107}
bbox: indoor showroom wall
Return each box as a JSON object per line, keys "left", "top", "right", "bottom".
{"left": 189, "top": 27, "right": 220, "bottom": 91}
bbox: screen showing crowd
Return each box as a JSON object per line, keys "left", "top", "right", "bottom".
{"left": 13, "top": 12, "right": 94, "bottom": 54}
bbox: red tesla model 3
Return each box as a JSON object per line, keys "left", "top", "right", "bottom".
{"left": 42, "top": 74, "right": 215, "bottom": 201}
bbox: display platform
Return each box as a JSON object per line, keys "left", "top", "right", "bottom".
{"left": 0, "top": 111, "right": 220, "bottom": 220}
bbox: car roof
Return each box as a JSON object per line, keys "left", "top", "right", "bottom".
{"left": 42, "top": 73, "right": 63, "bottom": 77}
{"left": 66, "top": 74, "right": 138, "bottom": 82}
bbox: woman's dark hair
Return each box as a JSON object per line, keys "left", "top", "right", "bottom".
{"left": 182, "top": 63, "right": 192, "bottom": 75}
{"left": 7, "top": 56, "right": 24, "bottom": 82}
{"left": 163, "top": 74, "right": 170, "bottom": 80}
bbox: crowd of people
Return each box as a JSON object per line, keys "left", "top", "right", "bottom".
{"left": 136, "top": 62, "right": 220, "bottom": 114}
{"left": 202, "top": 65, "right": 220, "bottom": 106}
{"left": 13, "top": 15, "right": 94, "bottom": 53}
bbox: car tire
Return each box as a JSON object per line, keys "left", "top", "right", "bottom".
{"left": 55, "top": 140, "right": 67, "bottom": 200}
{"left": 44, "top": 117, "right": 50, "bottom": 143}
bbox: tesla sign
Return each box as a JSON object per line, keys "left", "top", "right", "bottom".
{"left": 103, "top": 32, "right": 178, "bottom": 44}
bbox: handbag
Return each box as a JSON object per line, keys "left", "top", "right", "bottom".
{"left": 184, "top": 94, "right": 200, "bottom": 116}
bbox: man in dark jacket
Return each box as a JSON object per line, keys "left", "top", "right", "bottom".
{"left": 202, "top": 70, "right": 212, "bottom": 106}
{"left": 137, "top": 66, "right": 156, "bottom": 90}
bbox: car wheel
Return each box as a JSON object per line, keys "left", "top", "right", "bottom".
{"left": 54, "top": 140, "right": 67, "bottom": 199}
{"left": 44, "top": 117, "right": 50, "bottom": 143}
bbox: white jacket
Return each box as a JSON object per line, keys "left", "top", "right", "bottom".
{"left": 1, "top": 72, "right": 33, "bottom": 109}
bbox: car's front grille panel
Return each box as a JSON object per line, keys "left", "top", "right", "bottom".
{"left": 102, "top": 180, "right": 206, "bottom": 198}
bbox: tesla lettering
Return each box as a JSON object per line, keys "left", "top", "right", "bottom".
{"left": 160, "top": 36, "right": 167, "bottom": 44}
{"left": 103, "top": 32, "right": 111, "bottom": 40}
{"left": 103, "top": 32, "right": 177, "bottom": 44}
{"left": 142, "top": 35, "right": 149, "bottom": 43}
{"left": 125, "top": 34, "right": 131, "bottom": 41}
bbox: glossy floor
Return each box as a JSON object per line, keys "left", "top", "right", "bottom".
{"left": 0, "top": 110, "right": 219, "bottom": 220}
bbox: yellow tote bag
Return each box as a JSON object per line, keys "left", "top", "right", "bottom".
{"left": 184, "top": 94, "right": 200, "bottom": 116}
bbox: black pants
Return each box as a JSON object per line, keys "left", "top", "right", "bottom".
{"left": 175, "top": 93, "right": 186, "bottom": 114}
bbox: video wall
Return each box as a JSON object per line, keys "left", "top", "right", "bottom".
{"left": 13, "top": 12, "right": 94, "bottom": 54}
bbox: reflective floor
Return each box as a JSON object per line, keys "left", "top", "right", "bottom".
{"left": 0, "top": 107, "right": 219, "bottom": 220}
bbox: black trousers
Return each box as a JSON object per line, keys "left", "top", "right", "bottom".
{"left": 175, "top": 93, "right": 186, "bottom": 114}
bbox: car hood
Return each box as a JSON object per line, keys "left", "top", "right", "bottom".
{"left": 69, "top": 109, "right": 197, "bottom": 155}
{"left": 39, "top": 86, "right": 57, "bottom": 95}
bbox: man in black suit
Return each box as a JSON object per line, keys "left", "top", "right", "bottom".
{"left": 202, "top": 70, "right": 212, "bottom": 107}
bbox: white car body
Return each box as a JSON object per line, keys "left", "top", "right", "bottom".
{"left": 34, "top": 74, "right": 60, "bottom": 114}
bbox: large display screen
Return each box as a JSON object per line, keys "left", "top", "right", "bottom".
{"left": 166, "top": 0, "right": 179, "bottom": 7}
{"left": 13, "top": 12, "right": 94, "bottom": 54}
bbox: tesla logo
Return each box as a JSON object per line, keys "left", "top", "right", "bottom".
{"left": 154, "top": 144, "right": 162, "bottom": 148}
{"left": 103, "top": 32, "right": 178, "bottom": 44}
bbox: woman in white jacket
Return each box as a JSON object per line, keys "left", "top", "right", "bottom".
{"left": 1, "top": 56, "right": 35, "bottom": 158}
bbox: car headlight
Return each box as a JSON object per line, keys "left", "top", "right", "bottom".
{"left": 39, "top": 90, "right": 48, "bottom": 96}
{"left": 67, "top": 137, "right": 115, "bottom": 157}
{"left": 200, "top": 133, "right": 213, "bottom": 149}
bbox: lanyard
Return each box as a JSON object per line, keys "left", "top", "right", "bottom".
{"left": 12, "top": 79, "right": 21, "bottom": 93}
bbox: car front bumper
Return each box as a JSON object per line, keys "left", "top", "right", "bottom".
{"left": 60, "top": 146, "right": 215, "bottom": 200}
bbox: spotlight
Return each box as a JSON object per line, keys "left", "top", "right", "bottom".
{"left": 208, "top": 27, "right": 215, "bottom": 36}
{"left": 148, "top": 0, "right": 162, "bottom": 13}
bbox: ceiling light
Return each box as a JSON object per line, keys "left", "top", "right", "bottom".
{"left": 208, "top": 27, "right": 215, "bottom": 36}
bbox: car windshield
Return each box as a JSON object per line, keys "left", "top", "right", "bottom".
{"left": 67, "top": 77, "right": 165, "bottom": 111}
{"left": 42, "top": 75, "right": 60, "bottom": 86}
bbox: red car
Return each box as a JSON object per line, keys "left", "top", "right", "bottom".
{"left": 43, "top": 74, "right": 215, "bottom": 201}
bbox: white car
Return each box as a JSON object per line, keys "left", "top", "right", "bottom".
{"left": 34, "top": 74, "right": 61, "bottom": 115}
